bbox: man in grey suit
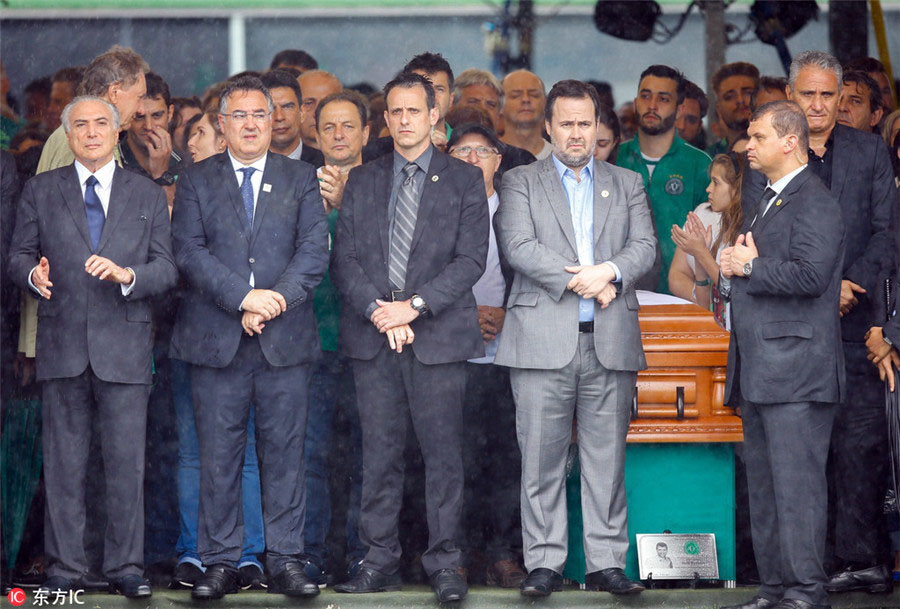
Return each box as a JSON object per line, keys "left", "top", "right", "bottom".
{"left": 719, "top": 100, "right": 845, "bottom": 609}
{"left": 494, "top": 79, "right": 656, "bottom": 598}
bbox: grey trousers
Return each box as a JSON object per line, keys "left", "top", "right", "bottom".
{"left": 510, "top": 333, "right": 635, "bottom": 574}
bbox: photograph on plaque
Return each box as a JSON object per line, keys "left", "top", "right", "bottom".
{"left": 636, "top": 533, "right": 719, "bottom": 580}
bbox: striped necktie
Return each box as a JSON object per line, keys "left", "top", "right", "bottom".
{"left": 389, "top": 163, "right": 420, "bottom": 290}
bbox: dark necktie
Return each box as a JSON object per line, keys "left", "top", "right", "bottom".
{"left": 239, "top": 167, "right": 256, "bottom": 227}
{"left": 389, "top": 163, "right": 420, "bottom": 290}
{"left": 84, "top": 175, "right": 104, "bottom": 252}
{"left": 752, "top": 187, "right": 777, "bottom": 227}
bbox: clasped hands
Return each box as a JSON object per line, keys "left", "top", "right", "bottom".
{"left": 865, "top": 326, "right": 900, "bottom": 392}
{"left": 371, "top": 299, "right": 419, "bottom": 353}
{"left": 31, "top": 255, "right": 135, "bottom": 301}
{"left": 720, "top": 232, "right": 758, "bottom": 278}
{"left": 241, "top": 289, "right": 287, "bottom": 336}
{"left": 565, "top": 262, "right": 617, "bottom": 308}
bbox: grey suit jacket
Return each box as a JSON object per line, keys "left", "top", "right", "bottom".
{"left": 493, "top": 155, "right": 656, "bottom": 371}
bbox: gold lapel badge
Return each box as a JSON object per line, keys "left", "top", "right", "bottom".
{"left": 431, "top": 175, "right": 439, "bottom": 182}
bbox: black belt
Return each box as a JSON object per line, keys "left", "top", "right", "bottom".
{"left": 384, "top": 289, "right": 408, "bottom": 302}
{"left": 579, "top": 321, "right": 593, "bottom": 333}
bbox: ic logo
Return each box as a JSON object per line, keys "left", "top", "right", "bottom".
{"left": 7, "top": 587, "right": 26, "bottom": 606}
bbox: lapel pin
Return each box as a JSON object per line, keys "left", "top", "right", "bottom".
{"left": 263, "top": 183, "right": 272, "bottom": 193}
{"left": 775, "top": 198, "right": 782, "bottom": 207}
{"left": 601, "top": 190, "right": 609, "bottom": 198}
{"left": 431, "top": 175, "right": 439, "bottom": 182}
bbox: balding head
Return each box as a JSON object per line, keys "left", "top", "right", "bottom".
{"left": 502, "top": 70, "right": 546, "bottom": 129}
{"left": 297, "top": 70, "right": 342, "bottom": 148}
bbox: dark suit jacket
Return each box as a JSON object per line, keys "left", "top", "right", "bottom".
{"left": 742, "top": 124, "right": 898, "bottom": 343}
{"left": 169, "top": 151, "right": 329, "bottom": 369}
{"left": 300, "top": 145, "right": 325, "bottom": 168}
{"left": 725, "top": 168, "right": 846, "bottom": 406}
{"left": 7, "top": 164, "right": 177, "bottom": 384}
{"left": 331, "top": 149, "right": 489, "bottom": 365}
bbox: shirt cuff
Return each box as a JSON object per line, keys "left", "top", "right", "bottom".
{"left": 239, "top": 289, "right": 253, "bottom": 312}
{"left": 120, "top": 268, "right": 136, "bottom": 296}
{"left": 27, "top": 265, "right": 41, "bottom": 295}
{"left": 603, "top": 261, "right": 622, "bottom": 283}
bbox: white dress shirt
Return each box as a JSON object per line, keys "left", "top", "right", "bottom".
{"left": 229, "top": 151, "right": 267, "bottom": 302}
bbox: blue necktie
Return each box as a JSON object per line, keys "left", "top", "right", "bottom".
{"left": 84, "top": 175, "right": 104, "bottom": 252}
{"left": 239, "top": 167, "right": 256, "bottom": 228}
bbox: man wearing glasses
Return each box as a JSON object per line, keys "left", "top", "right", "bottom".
{"left": 170, "top": 75, "right": 329, "bottom": 600}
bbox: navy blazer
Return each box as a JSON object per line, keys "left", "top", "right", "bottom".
{"left": 8, "top": 164, "right": 177, "bottom": 384}
{"left": 725, "top": 168, "right": 846, "bottom": 406}
{"left": 331, "top": 149, "right": 489, "bottom": 365}
{"left": 169, "top": 151, "right": 329, "bottom": 368}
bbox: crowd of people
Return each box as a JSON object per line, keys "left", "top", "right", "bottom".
{"left": 2, "top": 41, "right": 900, "bottom": 609}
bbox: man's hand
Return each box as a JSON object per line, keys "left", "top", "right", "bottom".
{"left": 144, "top": 124, "right": 174, "bottom": 180}
{"left": 477, "top": 305, "right": 506, "bottom": 343}
{"left": 31, "top": 256, "right": 52, "bottom": 299}
{"left": 839, "top": 280, "right": 866, "bottom": 317}
{"left": 242, "top": 311, "right": 266, "bottom": 336}
{"left": 877, "top": 349, "right": 900, "bottom": 392}
{"left": 241, "top": 289, "right": 287, "bottom": 320}
{"left": 318, "top": 165, "right": 348, "bottom": 212}
{"left": 720, "top": 246, "right": 734, "bottom": 278}
{"left": 430, "top": 128, "right": 448, "bottom": 152}
{"left": 385, "top": 323, "right": 415, "bottom": 353}
{"left": 596, "top": 283, "right": 617, "bottom": 309}
{"left": 85, "top": 255, "right": 134, "bottom": 285}
{"left": 724, "top": 232, "right": 759, "bottom": 277}
{"left": 372, "top": 299, "right": 419, "bottom": 332}
{"left": 865, "top": 326, "right": 893, "bottom": 364}
{"left": 565, "top": 262, "right": 616, "bottom": 299}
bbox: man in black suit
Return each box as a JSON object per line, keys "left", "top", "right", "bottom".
{"left": 169, "top": 75, "right": 329, "bottom": 599}
{"left": 260, "top": 69, "right": 325, "bottom": 167}
{"left": 720, "top": 100, "right": 845, "bottom": 609}
{"left": 8, "top": 96, "right": 178, "bottom": 598}
{"left": 780, "top": 51, "right": 897, "bottom": 593}
{"left": 331, "top": 72, "right": 488, "bottom": 603}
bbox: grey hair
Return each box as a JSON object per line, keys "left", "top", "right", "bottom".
{"left": 788, "top": 50, "right": 843, "bottom": 92}
{"left": 452, "top": 68, "right": 505, "bottom": 107}
{"left": 219, "top": 75, "right": 274, "bottom": 116}
{"left": 61, "top": 95, "right": 121, "bottom": 133}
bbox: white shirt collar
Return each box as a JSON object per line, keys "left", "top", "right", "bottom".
{"left": 286, "top": 141, "right": 303, "bottom": 161}
{"left": 767, "top": 163, "right": 807, "bottom": 197}
{"left": 227, "top": 150, "right": 267, "bottom": 175}
{"left": 74, "top": 157, "right": 116, "bottom": 189}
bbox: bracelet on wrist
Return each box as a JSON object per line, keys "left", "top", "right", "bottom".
{"left": 694, "top": 278, "right": 710, "bottom": 287}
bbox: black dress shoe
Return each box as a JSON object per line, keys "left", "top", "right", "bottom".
{"left": 334, "top": 566, "right": 402, "bottom": 593}
{"left": 429, "top": 569, "right": 467, "bottom": 603}
{"left": 109, "top": 574, "right": 152, "bottom": 598}
{"left": 39, "top": 576, "right": 73, "bottom": 593}
{"left": 720, "top": 595, "right": 779, "bottom": 609}
{"left": 771, "top": 599, "right": 831, "bottom": 609}
{"left": 520, "top": 567, "right": 562, "bottom": 597}
{"left": 585, "top": 567, "right": 645, "bottom": 594}
{"left": 267, "top": 561, "right": 319, "bottom": 597}
{"left": 191, "top": 564, "right": 239, "bottom": 600}
{"left": 826, "top": 564, "right": 892, "bottom": 594}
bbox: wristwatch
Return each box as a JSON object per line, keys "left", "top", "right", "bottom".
{"left": 154, "top": 171, "right": 177, "bottom": 186}
{"left": 410, "top": 294, "right": 429, "bottom": 315}
{"left": 742, "top": 259, "right": 753, "bottom": 277}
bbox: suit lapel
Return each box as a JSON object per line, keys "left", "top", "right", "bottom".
{"left": 97, "top": 166, "right": 130, "bottom": 253}
{"left": 375, "top": 154, "right": 392, "bottom": 264}
{"left": 591, "top": 160, "right": 613, "bottom": 247}
{"left": 215, "top": 153, "right": 252, "bottom": 239}
{"left": 410, "top": 151, "right": 447, "bottom": 253}
{"left": 59, "top": 164, "right": 94, "bottom": 251}
{"left": 537, "top": 157, "right": 578, "bottom": 254}
{"left": 250, "top": 152, "right": 276, "bottom": 247}
{"left": 753, "top": 168, "right": 811, "bottom": 235}
{"left": 828, "top": 124, "right": 847, "bottom": 204}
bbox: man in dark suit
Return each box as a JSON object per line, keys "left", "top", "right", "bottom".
{"left": 780, "top": 51, "right": 897, "bottom": 593}
{"left": 260, "top": 69, "right": 325, "bottom": 167}
{"left": 331, "top": 72, "right": 488, "bottom": 603}
{"left": 720, "top": 100, "right": 845, "bottom": 609}
{"left": 8, "top": 96, "right": 178, "bottom": 598}
{"left": 169, "top": 75, "right": 329, "bottom": 599}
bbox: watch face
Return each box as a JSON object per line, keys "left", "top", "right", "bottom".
{"left": 743, "top": 262, "right": 752, "bottom": 276}
{"left": 412, "top": 296, "right": 423, "bottom": 306}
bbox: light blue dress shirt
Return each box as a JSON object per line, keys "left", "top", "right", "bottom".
{"left": 552, "top": 154, "right": 596, "bottom": 323}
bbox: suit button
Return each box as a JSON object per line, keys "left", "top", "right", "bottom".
{"left": 249, "top": 257, "right": 255, "bottom": 264}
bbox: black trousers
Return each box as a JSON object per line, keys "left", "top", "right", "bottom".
{"left": 191, "top": 335, "right": 311, "bottom": 573}
{"left": 461, "top": 362, "right": 521, "bottom": 565}
{"left": 352, "top": 347, "right": 465, "bottom": 576}
{"left": 829, "top": 342, "right": 890, "bottom": 565}
{"left": 42, "top": 367, "right": 149, "bottom": 580}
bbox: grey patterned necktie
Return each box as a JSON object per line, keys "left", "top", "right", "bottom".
{"left": 752, "top": 187, "right": 777, "bottom": 227}
{"left": 389, "top": 163, "right": 420, "bottom": 290}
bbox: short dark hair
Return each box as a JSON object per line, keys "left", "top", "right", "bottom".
{"left": 25, "top": 77, "right": 52, "bottom": 98}
{"left": 545, "top": 79, "right": 601, "bottom": 123}
{"left": 586, "top": 80, "right": 614, "bottom": 111}
{"left": 219, "top": 75, "right": 273, "bottom": 115}
{"left": 383, "top": 72, "right": 435, "bottom": 111}
{"left": 752, "top": 100, "right": 809, "bottom": 151}
{"left": 315, "top": 90, "right": 369, "bottom": 129}
{"left": 845, "top": 56, "right": 887, "bottom": 76}
{"left": 681, "top": 79, "right": 709, "bottom": 118}
{"left": 270, "top": 49, "right": 318, "bottom": 72}
{"left": 402, "top": 52, "right": 454, "bottom": 88}
{"left": 260, "top": 69, "right": 303, "bottom": 106}
{"left": 638, "top": 64, "right": 686, "bottom": 104}
{"left": 760, "top": 75, "right": 788, "bottom": 93}
{"left": 143, "top": 72, "right": 171, "bottom": 107}
{"left": 445, "top": 105, "right": 494, "bottom": 130}
{"left": 447, "top": 122, "right": 504, "bottom": 154}
{"left": 78, "top": 45, "right": 148, "bottom": 97}
{"left": 52, "top": 66, "right": 86, "bottom": 86}
{"left": 843, "top": 70, "right": 883, "bottom": 113}
{"left": 712, "top": 61, "right": 760, "bottom": 96}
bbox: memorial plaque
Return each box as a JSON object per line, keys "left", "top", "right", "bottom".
{"left": 636, "top": 533, "right": 719, "bottom": 580}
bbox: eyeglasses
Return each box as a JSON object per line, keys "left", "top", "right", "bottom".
{"left": 449, "top": 145, "right": 498, "bottom": 159}
{"left": 221, "top": 110, "right": 271, "bottom": 123}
